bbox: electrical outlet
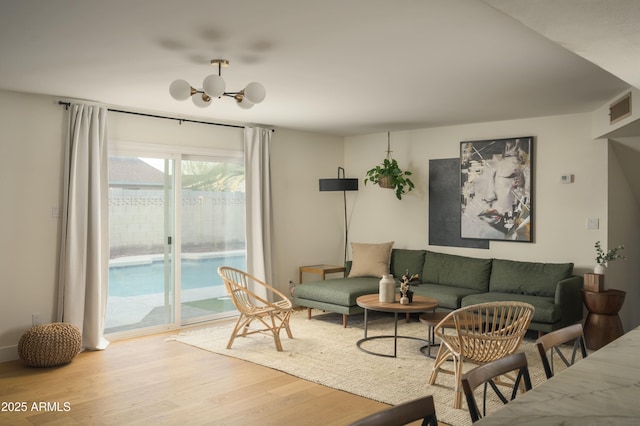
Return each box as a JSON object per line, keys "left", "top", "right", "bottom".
{"left": 32, "top": 313, "right": 41, "bottom": 326}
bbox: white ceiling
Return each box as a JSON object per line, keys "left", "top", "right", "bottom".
{"left": 0, "top": 0, "right": 636, "bottom": 136}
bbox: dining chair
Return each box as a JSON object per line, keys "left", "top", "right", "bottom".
{"left": 428, "top": 301, "right": 535, "bottom": 408}
{"left": 217, "top": 266, "right": 293, "bottom": 351}
{"left": 349, "top": 394, "right": 438, "bottom": 426}
{"left": 536, "top": 323, "right": 587, "bottom": 379}
{"left": 461, "top": 352, "right": 532, "bottom": 423}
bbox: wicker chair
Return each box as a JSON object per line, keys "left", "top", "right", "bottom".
{"left": 428, "top": 301, "right": 534, "bottom": 409}
{"left": 536, "top": 323, "right": 587, "bottom": 379}
{"left": 349, "top": 394, "right": 438, "bottom": 426}
{"left": 217, "top": 266, "right": 293, "bottom": 351}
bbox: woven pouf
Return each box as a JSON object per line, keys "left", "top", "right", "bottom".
{"left": 18, "top": 322, "right": 82, "bottom": 367}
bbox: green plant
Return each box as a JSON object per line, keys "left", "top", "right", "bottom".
{"left": 364, "top": 158, "right": 415, "bottom": 200}
{"left": 595, "top": 240, "right": 627, "bottom": 265}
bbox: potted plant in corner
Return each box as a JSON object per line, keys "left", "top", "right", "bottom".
{"left": 594, "top": 240, "right": 626, "bottom": 274}
{"left": 364, "top": 132, "right": 415, "bottom": 200}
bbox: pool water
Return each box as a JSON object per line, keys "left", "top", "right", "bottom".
{"left": 108, "top": 255, "right": 246, "bottom": 297}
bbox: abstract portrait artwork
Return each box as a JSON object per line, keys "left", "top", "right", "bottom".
{"left": 460, "top": 137, "right": 533, "bottom": 242}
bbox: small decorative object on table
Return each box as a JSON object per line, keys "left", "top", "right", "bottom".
{"left": 594, "top": 240, "right": 626, "bottom": 275}
{"left": 379, "top": 274, "right": 396, "bottom": 303}
{"left": 399, "top": 272, "right": 419, "bottom": 304}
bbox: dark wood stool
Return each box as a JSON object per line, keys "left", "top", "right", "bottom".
{"left": 581, "top": 288, "right": 626, "bottom": 350}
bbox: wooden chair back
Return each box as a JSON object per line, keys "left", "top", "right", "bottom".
{"left": 536, "top": 323, "right": 587, "bottom": 379}
{"left": 461, "top": 352, "right": 532, "bottom": 423}
{"left": 349, "top": 395, "right": 438, "bottom": 426}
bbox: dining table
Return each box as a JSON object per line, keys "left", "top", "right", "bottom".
{"left": 475, "top": 324, "right": 640, "bottom": 425}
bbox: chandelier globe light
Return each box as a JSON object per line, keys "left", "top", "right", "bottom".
{"left": 169, "top": 59, "right": 266, "bottom": 109}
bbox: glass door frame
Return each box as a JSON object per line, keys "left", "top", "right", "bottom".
{"left": 107, "top": 141, "right": 243, "bottom": 340}
{"left": 179, "top": 154, "right": 245, "bottom": 326}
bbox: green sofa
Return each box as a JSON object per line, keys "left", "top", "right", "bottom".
{"left": 293, "top": 249, "right": 583, "bottom": 332}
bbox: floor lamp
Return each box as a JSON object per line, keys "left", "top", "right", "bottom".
{"left": 319, "top": 167, "right": 359, "bottom": 266}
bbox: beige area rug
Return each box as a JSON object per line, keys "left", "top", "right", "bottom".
{"left": 168, "top": 310, "right": 567, "bottom": 426}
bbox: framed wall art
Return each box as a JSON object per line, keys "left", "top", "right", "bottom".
{"left": 429, "top": 158, "right": 489, "bottom": 249}
{"left": 460, "top": 136, "right": 533, "bottom": 242}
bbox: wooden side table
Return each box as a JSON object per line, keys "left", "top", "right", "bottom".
{"left": 581, "top": 288, "right": 626, "bottom": 350}
{"left": 299, "top": 264, "right": 346, "bottom": 283}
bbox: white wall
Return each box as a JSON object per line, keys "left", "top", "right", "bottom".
{"left": 270, "top": 128, "right": 345, "bottom": 288}
{"left": 0, "top": 90, "right": 65, "bottom": 362}
{"left": 346, "top": 113, "right": 608, "bottom": 265}
{"left": 0, "top": 89, "right": 343, "bottom": 361}
{"left": 345, "top": 114, "right": 640, "bottom": 332}
{"left": 607, "top": 143, "right": 640, "bottom": 331}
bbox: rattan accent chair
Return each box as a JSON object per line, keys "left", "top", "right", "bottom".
{"left": 217, "top": 266, "right": 293, "bottom": 351}
{"left": 428, "top": 301, "right": 535, "bottom": 409}
{"left": 535, "top": 323, "right": 587, "bottom": 379}
{"left": 461, "top": 352, "right": 532, "bottom": 423}
{"left": 349, "top": 395, "right": 438, "bottom": 426}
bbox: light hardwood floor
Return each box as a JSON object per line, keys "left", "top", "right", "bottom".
{"left": 1, "top": 325, "right": 442, "bottom": 426}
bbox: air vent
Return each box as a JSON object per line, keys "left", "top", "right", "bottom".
{"left": 610, "top": 92, "right": 632, "bottom": 124}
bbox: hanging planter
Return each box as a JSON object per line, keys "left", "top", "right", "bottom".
{"left": 364, "top": 132, "right": 415, "bottom": 200}
{"left": 378, "top": 175, "right": 394, "bottom": 189}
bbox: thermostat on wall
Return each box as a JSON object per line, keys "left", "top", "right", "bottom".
{"left": 560, "top": 174, "right": 574, "bottom": 184}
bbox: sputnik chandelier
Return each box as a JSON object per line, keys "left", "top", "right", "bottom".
{"left": 169, "top": 59, "right": 266, "bottom": 109}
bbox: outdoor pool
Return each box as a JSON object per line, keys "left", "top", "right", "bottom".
{"left": 108, "top": 253, "right": 246, "bottom": 297}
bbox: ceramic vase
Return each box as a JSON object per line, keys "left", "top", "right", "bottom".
{"left": 400, "top": 295, "right": 409, "bottom": 305}
{"left": 594, "top": 264, "right": 606, "bottom": 275}
{"left": 379, "top": 274, "right": 395, "bottom": 303}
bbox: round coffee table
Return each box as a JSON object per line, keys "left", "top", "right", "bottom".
{"left": 356, "top": 294, "right": 439, "bottom": 358}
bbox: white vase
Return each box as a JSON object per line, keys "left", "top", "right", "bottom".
{"left": 594, "top": 264, "right": 606, "bottom": 275}
{"left": 379, "top": 274, "right": 396, "bottom": 303}
{"left": 400, "top": 295, "right": 409, "bottom": 305}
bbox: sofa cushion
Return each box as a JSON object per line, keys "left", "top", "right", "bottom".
{"left": 348, "top": 242, "right": 394, "bottom": 278}
{"left": 412, "top": 283, "right": 482, "bottom": 310}
{"left": 294, "top": 277, "right": 380, "bottom": 306}
{"left": 462, "top": 292, "right": 560, "bottom": 324}
{"left": 489, "top": 259, "right": 573, "bottom": 297}
{"left": 390, "top": 249, "right": 426, "bottom": 281}
{"left": 421, "top": 251, "right": 492, "bottom": 291}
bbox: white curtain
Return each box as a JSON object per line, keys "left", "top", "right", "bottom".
{"left": 244, "top": 127, "right": 274, "bottom": 299}
{"left": 57, "top": 103, "right": 110, "bottom": 350}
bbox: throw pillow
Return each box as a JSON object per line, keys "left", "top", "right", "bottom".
{"left": 348, "top": 241, "right": 394, "bottom": 278}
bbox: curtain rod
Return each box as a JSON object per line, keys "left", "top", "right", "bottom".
{"left": 57, "top": 101, "right": 274, "bottom": 131}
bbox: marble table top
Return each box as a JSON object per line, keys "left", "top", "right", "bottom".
{"left": 475, "top": 325, "right": 640, "bottom": 425}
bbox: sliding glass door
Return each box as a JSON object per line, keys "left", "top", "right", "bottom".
{"left": 180, "top": 157, "right": 246, "bottom": 324}
{"left": 106, "top": 149, "right": 246, "bottom": 336}
{"left": 106, "top": 155, "right": 175, "bottom": 334}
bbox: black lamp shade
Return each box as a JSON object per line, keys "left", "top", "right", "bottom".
{"left": 319, "top": 178, "right": 359, "bottom": 191}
